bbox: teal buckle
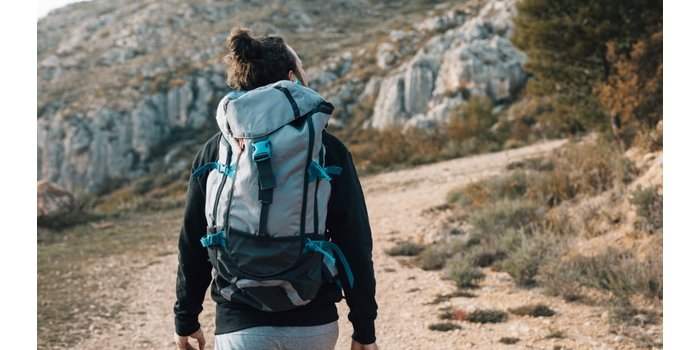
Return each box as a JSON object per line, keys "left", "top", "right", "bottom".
{"left": 251, "top": 140, "right": 271, "bottom": 162}
{"left": 200, "top": 231, "right": 227, "bottom": 248}
{"left": 192, "top": 162, "right": 236, "bottom": 178}
{"left": 308, "top": 161, "right": 342, "bottom": 182}
{"left": 215, "top": 163, "right": 236, "bottom": 177}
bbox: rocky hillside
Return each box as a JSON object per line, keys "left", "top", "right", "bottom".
{"left": 38, "top": 0, "right": 526, "bottom": 195}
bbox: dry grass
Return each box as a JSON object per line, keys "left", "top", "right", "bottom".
{"left": 428, "top": 322, "right": 462, "bottom": 332}
{"left": 445, "top": 257, "right": 485, "bottom": 289}
{"left": 526, "top": 137, "right": 637, "bottom": 206}
{"left": 540, "top": 248, "right": 663, "bottom": 301}
{"left": 385, "top": 240, "right": 426, "bottom": 257}
{"left": 629, "top": 186, "right": 662, "bottom": 234}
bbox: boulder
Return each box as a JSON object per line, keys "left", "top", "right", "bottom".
{"left": 37, "top": 180, "right": 76, "bottom": 218}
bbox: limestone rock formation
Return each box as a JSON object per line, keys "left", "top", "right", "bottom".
{"left": 369, "top": 0, "right": 526, "bottom": 129}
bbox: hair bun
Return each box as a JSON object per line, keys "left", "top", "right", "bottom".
{"left": 228, "top": 28, "right": 262, "bottom": 62}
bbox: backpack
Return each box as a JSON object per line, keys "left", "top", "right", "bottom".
{"left": 194, "top": 80, "right": 353, "bottom": 312}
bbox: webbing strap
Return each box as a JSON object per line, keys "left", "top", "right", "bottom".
{"left": 252, "top": 139, "right": 275, "bottom": 236}
{"left": 304, "top": 239, "right": 355, "bottom": 296}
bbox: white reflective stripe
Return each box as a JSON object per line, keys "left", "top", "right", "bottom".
{"left": 235, "top": 279, "right": 311, "bottom": 306}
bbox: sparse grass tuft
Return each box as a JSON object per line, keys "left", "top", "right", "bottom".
{"left": 629, "top": 186, "right": 662, "bottom": 234}
{"left": 385, "top": 241, "right": 425, "bottom": 257}
{"left": 508, "top": 303, "right": 556, "bottom": 317}
{"left": 428, "top": 322, "right": 462, "bottom": 332}
{"left": 465, "top": 246, "right": 508, "bottom": 268}
{"left": 414, "top": 242, "right": 451, "bottom": 270}
{"left": 545, "top": 328, "right": 567, "bottom": 339}
{"left": 499, "top": 231, "right": 566, "bottom": 287}
{"left": 526, "top": 138, "right": 637, "bottom": 206}
{"left": 540, "top": 248, "right": 662, "bottom": 301}
{"left": 608, "top": 298, "right": 660, "bottom": 326}
{"left": 467, "top": 309, "right": 509, "bottom": 323}
{"left": 426, "top": 290, "right": 477, "bottom": 305}
{"left": 447, "top": 171, "right": 529, "bottom": 211}
{"left": 446, "top": 257, "right": 485, "bottom": 289}
{"left": 469, "top": 199, "right": 543, "bottom": 239}
{"left": 499, "top": 337, "right": 520, "bottom": 345}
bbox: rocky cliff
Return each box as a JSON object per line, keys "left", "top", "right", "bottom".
{"left": 38, "top": 0, "right": 525, "bottom": 195}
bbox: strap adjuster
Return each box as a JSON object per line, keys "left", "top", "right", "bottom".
{"left": 251, "top": 140, "right": 271, "bottom": 162}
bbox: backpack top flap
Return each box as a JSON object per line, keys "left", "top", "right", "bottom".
{"left": 217, "top": 80, "right": 327, "bottom": 140}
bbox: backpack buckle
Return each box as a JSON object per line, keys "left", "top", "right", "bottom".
{"left": 251, "top": 139, "right": 271, "bottom": 162}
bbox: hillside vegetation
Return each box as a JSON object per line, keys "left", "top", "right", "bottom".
{"left": 384, "top": 0, "right": 662, "bottom": 346}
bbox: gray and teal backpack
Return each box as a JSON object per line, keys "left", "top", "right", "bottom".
{"left": 194, "top": 80, "right": 353, "bottom": 312}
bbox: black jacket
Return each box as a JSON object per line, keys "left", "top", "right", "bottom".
{"left": 174, "top": 131, "right": 378, "bottom": 344}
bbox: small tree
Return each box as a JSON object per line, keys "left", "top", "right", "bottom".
{"left": 512, "top": 0, "right": 662, "bottom": 135}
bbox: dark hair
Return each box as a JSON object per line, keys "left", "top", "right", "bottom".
{"left": 223, "top": 28, "right": 298, "bottom": 90}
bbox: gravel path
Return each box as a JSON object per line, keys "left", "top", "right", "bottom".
{"left": 71, "top": 139, "right": 658, "bottom": 350}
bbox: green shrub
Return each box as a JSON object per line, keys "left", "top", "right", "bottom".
{"left": 469, "top": 199, "right": 543, "bottom": 239}
{"left": 508, "top": 303, "right": 556, "bottom": 317}
{"left": 385, "top": 241, "right": 425, "bottom": 257}
{"left": 630, "top": 186, "right": 662, "bottom": 234}
{"left": 499, "top": 337, "right": 520, "bottom": 345}
{"left": 527, "top": 138, "right": 637, "bottom": 206}
{"left": 608, "top": 298, "right": 659, "bottom": 326}
{"left": 540, "top": 248, "right": 662, "bottom": 300}
{"left": 427, "top": 290, "right": 477, "bottom": 305}
{"left": 428, "top": 322, "right": 462, "bottom": 332}
{"left": 447, "top": 171, "right": 529, "bottom": 210}
{"left": 499, "top": 232, "right": 565, "bottom": 287}
{"left": 465, "top": 246, "right": 508, "bottom": 268}
{"left": 446, "top": 257, "right": 485, "bottom": 289}
{"left": 414, "top": 242, "right": 451, "bottom": 270}
{"left": 467, "top": 309, "right": 508, "bottom": 323}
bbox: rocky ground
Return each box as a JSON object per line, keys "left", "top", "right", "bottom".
{"left": 38, "top": 139, "right": 660, "bottom": 350}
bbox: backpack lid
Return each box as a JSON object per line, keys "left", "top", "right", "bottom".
{"left": 217, "top": 80, "right": 328, "bottom": 140}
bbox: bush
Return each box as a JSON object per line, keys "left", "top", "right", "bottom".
{"left": 447, "top": 171, "right": 529, "bottom": 211}
{"left": 385, "top": 241, "right": 425, "bottom": 257}
{"left": 499, "top": 337, "right": 520, "bottom": 345}
{"left": 630, "top": 186, "right": 662, "bottom": 234}
{"left": 446, "top": 257, "right": 485, "bottom": 289}
{"left": 499, "top": 231, "right": 565, "bottom": 287}
{"left": 508, "top": 303, "right": 556, "bottom": 317}
{"left": 467, "top": 309, "right": 508, "bottom": 323}
{"left": 527, "top": 138, "right": 637, "bottom": 206}
{"left": 540, "top": 248, "right": 662, "bottom": 301}
{"left": 469, "top": 199, "right": 543, "bottom": 239}
{"left": 428, "top": 322, "right": 462, "bottom": 332}
{"left": 414, "top": 242, "right": 452, "bottom": 270}
{"left": 446, "top": 96, "right": 498, "bottom": 141}
{"left": 464, "top": 245, "right": 508, "bottom": 268}
{"left": 608, "top": 298, "right": 659, "bottom": 326}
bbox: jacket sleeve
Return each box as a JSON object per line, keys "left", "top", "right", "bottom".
{"left": 325, "top": 133, "right": 378, "bottom": 345}
{"left": 173, "top": 134, "right": 219, "bottom": 336}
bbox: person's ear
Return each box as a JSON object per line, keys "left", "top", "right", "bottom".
{"left": 288, "top": 70, "right": 295, "bottom": 81}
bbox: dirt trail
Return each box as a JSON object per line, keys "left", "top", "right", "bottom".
{"left": 73, "top": 139, "right": 642, "bottom": 350}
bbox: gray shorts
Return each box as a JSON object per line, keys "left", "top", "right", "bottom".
{"left": 214, "top": 321, "right": 339, "bottom": 350}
